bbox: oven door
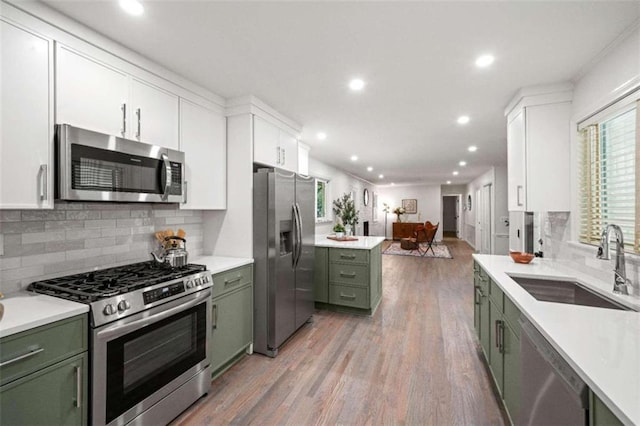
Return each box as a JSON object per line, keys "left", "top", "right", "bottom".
{"left": 57, "top": 124, "right": 184, "bottom": 203}
{"left": 92, "top": 289, "right": 211, "bottom": 426}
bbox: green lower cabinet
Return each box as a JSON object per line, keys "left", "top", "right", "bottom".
{"left": 589, "top": 390, "right": 624, "bottom": 426}
{"left": 489, "top": 299, "right": 505, "bottom": 396}
{"left": 314, "top": 247, "right": 329, "bottom": 303}
{"left": 210, "top": 283, "right": 253, "bottom": 378}
{"left": 0, "top": 352, "right": 88, "bottom": 425}
{"left": 473, "top": 264, "right": 491, "bottom": 358}
{"left": 502, "top": 319, "right": 520, "bottom": 423}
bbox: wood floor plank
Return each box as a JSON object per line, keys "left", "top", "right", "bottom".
{"left": 173, "top": 238, "right": 505, "bottom": 426}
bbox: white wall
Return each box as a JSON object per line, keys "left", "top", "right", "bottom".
{"left": 376, "top": 184, "right": 443, "bottom": 241}
{"left": 308, "top": 156, "right": 378, "bottom": 236}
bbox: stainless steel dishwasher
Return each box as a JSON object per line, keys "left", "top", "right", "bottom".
{"left": 519, "top": 317, "right": 589, "bottom": 425}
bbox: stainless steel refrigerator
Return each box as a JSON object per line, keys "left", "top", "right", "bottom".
{"left": 253, "top": 168, "right": 315, "bottom": 357}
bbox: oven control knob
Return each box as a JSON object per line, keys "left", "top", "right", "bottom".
{"left": 117, "top": 300, "right": 131, "bottom": 312}
{"left": 103, "top": 304, "right": 116, "bottom": 316}
{"left": 202, "top": 275, "right": 209, "bottom": 283}
{"left": 186, "top": 280, "right": 194, "bottom": 289}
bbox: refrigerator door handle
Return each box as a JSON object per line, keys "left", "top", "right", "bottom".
{"left": 295, "top": 202, "right": 303, "bottom": 269}
{"left": 292, "top": 204, "right": 299, "bottom": 269}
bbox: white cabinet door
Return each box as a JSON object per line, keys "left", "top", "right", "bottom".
{"left": 180, "top": 99, "right": 226, "bottom": 209}
{"left": 130, "top": 78, "right": 179, "bottom": 149}
{"left": 278, "top": 130, "right": 298, "bottom": 173}
{"left": 298, "top": 143, "right": 310, "bottom": 176}
{"left": 1, "top": 20, "right": 53, "bottom": 209}
{"left": 56, "top": 45, "right": 129, "bottom": 137}
{"left": 507, "top": 109, "right": 526, "bottom": 211}
{"left": 509, "top": 211, "right": 525, "bottom": 252}
{"left": 253, "top": 115, "right": 280, "bottom": 167}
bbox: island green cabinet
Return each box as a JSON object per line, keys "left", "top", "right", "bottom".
{"left": 315, "top": 244, "right": 382, "bottom": 315}
{"left": 0, "top": 314, "right": 88, "bottom": 425}
{"left": 589, "top": 390, "right": 624, "bottom": 426}
{"left": 474, "top": 263, "right": 520, "bottom": 424}
{"left": 210, "top": 264, "right": 253, "bottom": 379}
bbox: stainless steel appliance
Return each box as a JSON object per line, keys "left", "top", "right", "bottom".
{"left": 519, "top": 317, "right": 588, "bottom": 425}
{"left": 29, "top": 261, "right": 212, "bottom": 425}
{"left": 253, "top": 168, "right": 315, "bottom": 357}
{"left": 56, "top": 124, "right": 185, "bottom": 203}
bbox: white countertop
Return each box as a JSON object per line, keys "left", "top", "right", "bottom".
{"left": 473, "top": 254, "right": 640, "bottom": 426}
{"left": 0, "top": 293, "right": 89, "bottom": 339}
{"left": 315, "top": 235, "right": 386, "bottom": 250}
{"left": 190, "top": 255, "right": 254, "bottom": 275}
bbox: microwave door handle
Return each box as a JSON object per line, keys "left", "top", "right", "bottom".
{"left": 161, "top": 153, "right": 171, "bottom": 201}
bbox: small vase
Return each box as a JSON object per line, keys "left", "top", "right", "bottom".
{"left": 396, "top": 214, "right": 401, "bottom": 223}
{"left": 345, "top": 224, "right": 353, "bottom": 236}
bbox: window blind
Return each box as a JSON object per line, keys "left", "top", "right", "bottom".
{"left": 579, "top": 100, "right": 639, "bottom": 253}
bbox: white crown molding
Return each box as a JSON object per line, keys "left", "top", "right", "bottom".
{"left": 504, "top": 82, "right": 574, "bottom": 118}
{"left": 226, "top": 95, "right": 302, "bottom": 136}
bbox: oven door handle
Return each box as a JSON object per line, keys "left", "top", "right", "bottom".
{"left": 96, "top": 290, "right": 211, "bottom": 340}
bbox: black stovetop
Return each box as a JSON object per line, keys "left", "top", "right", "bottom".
{"left": 29, "top": 261, "right": 206, "bottom": 303}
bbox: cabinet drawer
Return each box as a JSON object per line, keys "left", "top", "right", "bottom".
{"left": 329, "top": 284, "right": 369, "bottom": 309}
{"left": 489, "top": 279, "right": 504, "bottom": 310}
{"left": 212, "top": 264, "right": 253, "bottom": 299}
{"left": 329, "top": 264, "right": 369, "bottom": 287}
{"left": 503, "top": 296, "right": 521, "bottom": 338}
{"left": 329, "top": 249, "right": 369, "bottom": 265}
{"left": 0, "top": 315, "right": 87, "bottom": 387}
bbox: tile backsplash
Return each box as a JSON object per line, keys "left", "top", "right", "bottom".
{"left": 535, "top": 211, "right": 640, "bottom": 296}
{"left": 0, "top": 203, "right": 204, "bottom": 296}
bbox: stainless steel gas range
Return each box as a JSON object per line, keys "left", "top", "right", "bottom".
{"left": 29, "top": 261, "right": 212, "bottom": 426}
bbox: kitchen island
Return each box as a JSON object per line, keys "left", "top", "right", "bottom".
{"left": 314, "top": 235, "right": 385, "bottom": 315}
{"left": 473, "top": 254, "right": 640, "bottom": 426}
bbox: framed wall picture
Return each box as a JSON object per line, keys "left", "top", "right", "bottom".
{"left": 402, "top": 199, "right": 417, "bottom": 214}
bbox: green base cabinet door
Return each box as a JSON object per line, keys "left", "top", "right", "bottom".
{"left": 489, "top": 299, "right": 504, "bottom": 396}
{"left": 589, "top": 390, "right": 624, "bottom": 426}
{"left": 502, "top": 320, "right": 520, "bottom": 424}
{"left": 210, "top": 283, "right": 253, "bottom": 374}
{"left": 314, "top": 247, "right": 329, "bottom": 303}
{"left": 0, "top": 352, "right": 88, "bottom": 425}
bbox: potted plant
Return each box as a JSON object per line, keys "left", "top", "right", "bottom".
{"left": 333, "top": 193, "right": 359, "bottom": 235}
{"left": 333, "top": 223, "right": 345, "bottom": 238}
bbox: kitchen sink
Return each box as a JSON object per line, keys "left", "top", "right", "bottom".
{"left": 508, "top": 276, "right": 634, "bottom": 311}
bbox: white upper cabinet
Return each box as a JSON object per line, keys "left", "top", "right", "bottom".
{"left": 253, "top": 115, "right": 299, "bottom": 173}
{"left": 298, "top": 142, "right": 310, "bottom": 176}
{"left": 179, "top": 99, "right": 226, "bottom": 210}
{"left": 506, "top": 86, "right": 572, "bottom": 212}
{"left": 56, "top": 45, "right": 129, "bottom": 138}
{"left": 1, "top": 19, "right": 54, "bottom": 209}
{"left": 130, "top": 78, "right": 179, "bottom": 150}
{"left": 56, "top": 45, "right": 180, "bottom": 149}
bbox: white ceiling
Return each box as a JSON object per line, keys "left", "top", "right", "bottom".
{"left": 40, "top": 0, "right": 639, "bottom": 186}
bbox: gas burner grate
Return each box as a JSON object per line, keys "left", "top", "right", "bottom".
{"left": 28, "top": 261, "right": 206, "bottom": 303}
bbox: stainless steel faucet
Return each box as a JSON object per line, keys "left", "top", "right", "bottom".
{"left": 597, "top": 224, "right": 631, "bottom": 295}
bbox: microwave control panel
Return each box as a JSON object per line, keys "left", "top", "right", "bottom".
{"left": 169, "top": 162, "right": 183, "bottom": 195}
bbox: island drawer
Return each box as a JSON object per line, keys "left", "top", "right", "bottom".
{"left": 329, "top": 284, "right": 369, "bottom": 309}
{"left": 212, "top": 264, "right": 253, "bottom": 299}
{"left": 329, "top": 248, "right": 369, "bottom": 265}
{"left": 329, "top": 264, "right": 369, "bottom": 287}
{"left": 0, "top": 314, "right": 87, "bottom": 387}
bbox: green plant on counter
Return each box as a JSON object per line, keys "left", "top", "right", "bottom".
{"left": 333, "top": 193, "right": 360, "bottom": 227}
{"left": 333, "top": 223, "right": 345, "bottom": 233}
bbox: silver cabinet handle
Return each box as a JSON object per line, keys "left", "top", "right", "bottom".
{"left": 474, "top": 287, "right": 481, "bottom": 305}
{"left": 121, "top": 103, "right": 127, "bottom": 136}
{"left": 339, "top": 271, "right": 356, "bottom": 278}
{"left": 74, "top": 365, "right": 82, "bottom": 408}
{"left": 161, "top": 153, "right": 171, "bottom": 201}
{"left": 516, "top": 185, "right": 524, "bottom": 207}
{"left": 135, "top": 108, "right": 141, "bottom": 138}
{"left": 224, "top": 276, "right": 242, "bottom": 286}
{"left": 340, "top": 254, "right": 356, "bottom": 260}
{"left": 39, "top": 164, "right": 47, "bottom": 201}
{"left": 0, "top": 347, "right": 44, "bottom": 367}
{"left": 212, "top": 304, "right": 218, "bottom": 329}
{"left": 339, "top": 292, "right": 356, "bottom": 300}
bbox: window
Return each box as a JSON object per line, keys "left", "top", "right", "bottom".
{"left": 316, "top": 178, "right": 330, "bottom": 222}
{"left": 579, "top": 96, "right": 639, "bottom": 253}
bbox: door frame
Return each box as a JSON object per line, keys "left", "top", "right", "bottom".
{"left": 441, "top": 194, "right": 462, "bottom": 239}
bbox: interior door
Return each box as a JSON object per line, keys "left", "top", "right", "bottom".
{"left": 481, "top": 184, "right": 492, "bottom": 254}
{"left": 456, "top": 195, "right": 461, "bottom": 238}
{"left": 294, "top": 174, "right": 315, "bottom": 329}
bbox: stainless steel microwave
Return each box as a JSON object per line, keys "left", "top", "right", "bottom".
{"left": 56, "top": 124, "right": 185, "bottom": 203}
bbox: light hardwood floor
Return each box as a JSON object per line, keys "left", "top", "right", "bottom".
{"left": 174, "top": 238, "right": 505, "bottom": 425}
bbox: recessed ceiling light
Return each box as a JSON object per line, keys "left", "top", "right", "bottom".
{"left": 391, "top": 183, "right": 395, "bottom": 186}
{"left": 349, "top": 78, "right": 365, "bottom": 91}
{"left": 316, "top": 132, "right": 327, "bottom": 140}
{"left": 459, "top": 161, "right": 467, "bottom": 167}
{"left": 119, "top": 0, "right": 144, "bottom": 16}
{"left": 468, "top": 145, "right": 478, "bottom": 152}
{"left": 350, "top": 155, "right": 358, "bottom": 162}
{"left": 475, "top": 54, "right": 495, "bottom": 68}
{"left": 453, "top": 171, "right": 459, "bottom": 176}
{"left": 446, "top": 181, "right": 452, "bottom": 184}
{"left": 367, "top": 166, "right": 373, "bottom": 172}
{"left": 457, "top": 116, "right": 470, "bottom": 125}
{"left": 378, "top": 174, "right": 384, "bottom": 179}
